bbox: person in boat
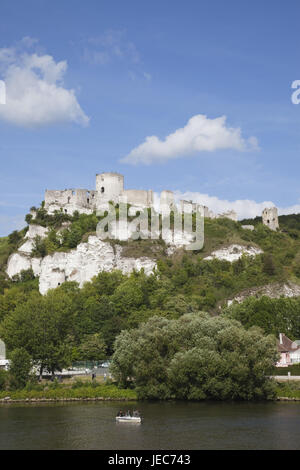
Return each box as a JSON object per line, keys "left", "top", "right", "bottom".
{"left": 133, "top": 410, "right": 140, "bottom": 417}
{"left": 117, "top": 410, "right": 124, "bottom": 417}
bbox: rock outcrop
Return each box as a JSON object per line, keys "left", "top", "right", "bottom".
{"left": 18, "top": 224, "right": 49, "bottom": 255}
{"left": 227, "top": 282, "right": 300, "bottom": 305}
{"left": 204, "top": 244, "right": 263, "bottom": 262}
{"left": 7, "top": 236, "right": 157, "bottom": 295}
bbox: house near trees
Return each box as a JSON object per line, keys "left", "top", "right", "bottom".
{"left": 276, "top": 333, "right": 300, "bottom": 367}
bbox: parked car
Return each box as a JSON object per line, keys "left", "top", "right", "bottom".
{"left": 100, "top": 361, "right": 110, "bottom": 368}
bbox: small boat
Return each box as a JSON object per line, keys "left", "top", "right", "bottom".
{"left": 116, "top": 412, "right": 142, "bottom": 423}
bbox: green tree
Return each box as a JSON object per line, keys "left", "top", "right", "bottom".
{"left": 224, "top": 295, "right": 300, "bottom": 338}
{"left": 0, "top": 369, "right": 8, "bottom": 391}
{"left": 25, "top": 214, "right": 33, "bottom": 224}
{"left": 111, "top": 313, "right": 278, "bottom": 400}
{"left": 8, "top": 230, "right": 22, "bottom": 247}
{"left": 0, "top": 289, "right": 75, "bottom": 376}
{"left": 67, "top": 225, "right": 82, "bottom": 248}
{"left": 9, "top": 348, "right": 32, "bottom": 389}
{"left": 79, "top": 333, "right": 107, "bottom": 361}
{"left": 31, "top": 235, "right": 47, "bottom": 257}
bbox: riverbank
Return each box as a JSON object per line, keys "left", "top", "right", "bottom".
{"left": 1, "top": 380, "right": 300, "bottom": 404}
{"left": 277, "top": 397, "right": 300, "bottom": 401}
{"left": 0, "top": 396, "right": 137, "bottom": 403}
{"left": 0, "top": 382, "right": 137, "bottom": 402}
{"left": 276, "top": 381, "right": 300, "bottom": 400}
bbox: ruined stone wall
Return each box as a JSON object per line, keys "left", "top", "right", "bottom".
{"left": 74, "top": 189, "right": 97, "bottom": 209}
{"left": 45, "top": 189, "right": 73, "bottom": 208}
{"left": 45, "top": 189, "right": 95, "bottom": 215}
{"left": 217, "top": 210, "right": 238, "bottom": 221}
{"left": 122, "top": 189, "right": 153, "bottom": 208}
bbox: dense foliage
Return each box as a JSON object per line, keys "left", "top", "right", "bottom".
{"left": 223, "top": 296, "right": 300, "bottom": 339}
{"left": 9, "top": 348, "right": 32, "bottom": 389}
{"left": 1, "top": 212, "right": 300, "bottom": 395}
{"left": 111, "top": 312, "right": 278, "bottom": 400}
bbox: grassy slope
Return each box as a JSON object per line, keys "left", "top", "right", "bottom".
{"left": 3, "top": 213, "right": 300, "bottom": 304}
{"left": 0, "top": 237, "right": 10, "bottom": 270}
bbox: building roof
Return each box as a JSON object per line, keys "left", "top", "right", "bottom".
{"left": 277, "top": 333, "right": 300, "bottom": 352}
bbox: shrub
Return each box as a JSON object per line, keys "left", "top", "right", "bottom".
{"left": 0, "top": 369, "right": 8, "bottom": 391}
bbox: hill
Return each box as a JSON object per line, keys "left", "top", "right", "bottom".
{"left": 1, "top": 208, "right": 300, "bottom": 356}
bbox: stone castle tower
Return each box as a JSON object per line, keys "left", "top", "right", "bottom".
{"left": 96, "top": 172, "right": 124, "bottom": 207}
{"left": 262, "top": 207, "right": 279, "bottom": 231}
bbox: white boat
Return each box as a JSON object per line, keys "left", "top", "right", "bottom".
{"left": 116, "top": 415, "right": 142, "bottom": 423}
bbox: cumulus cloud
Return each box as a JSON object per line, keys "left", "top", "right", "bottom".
{"left": 0, "top": 39, "right": 89, "bottom": 127}
{"left": 171, "top": 190, "right": 300, "bottom": 220}
{"left": 121, "top": 114, "right": 259, "bottom": 165}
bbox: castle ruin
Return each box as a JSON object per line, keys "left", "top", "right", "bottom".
{"left": 45, "top": 172, "right": 155, "bottom": 215}
{"left": 46, "top": 172, "right": 271, "bottom": 223}
{"left": 262, "top": 207, "right": 279, "bottom": 231}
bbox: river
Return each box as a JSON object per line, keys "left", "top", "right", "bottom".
{"left": 0, "top": 401, "right": 300, "bottom": 450}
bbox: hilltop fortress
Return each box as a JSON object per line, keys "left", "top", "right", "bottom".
{"left": 44, "top": 172, "right": 280, "bottom": 230}
{"left": 45, "top": 172, "right": 239, "bottom": 221}
{"left": 5, "top": 172, "right": 280, "bottom": 294}
{"left": 45, "top": 172, "right": 153, "bottom": 214}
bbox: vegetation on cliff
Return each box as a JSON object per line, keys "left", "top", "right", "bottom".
{"left": 1, "top": 213, "right": 300, "bottom": 399}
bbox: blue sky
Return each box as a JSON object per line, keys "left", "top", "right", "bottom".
{"left": 1, "top": 0, "right": 300, "bottom": 235}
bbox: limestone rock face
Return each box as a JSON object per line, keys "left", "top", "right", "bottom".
{"left": 25, "top": 225, "right": 49, "bottom": 239}
{"left": 204, "top": 244, "right": 263, "bottom": 263}
{"left": 18, "top": 239, "right": 34, "bottom": 254}
{"left": 6, "top": 236, "right": 156, "bottom": 295}
{"left": 6, "top": 253, "right": 41, "bottom": 278}
{"left": 18, "top": 224, "right": 49, "bottom": 254}
{"left": 227, "top": 282, "right": 300, "bottom": 305}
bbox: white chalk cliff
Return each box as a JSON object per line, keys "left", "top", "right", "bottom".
{"left": 204, "top": 244, "right": 263, "bottom": 262}
{"left": 7, "top": 235, "right": 157, "bottom": 295}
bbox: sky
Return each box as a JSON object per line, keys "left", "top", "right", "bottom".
{"left": 1, "top": 0, "right": 300, "bottom": 235}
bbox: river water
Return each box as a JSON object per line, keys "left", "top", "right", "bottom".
{"left": 0, "top": 401, "right": 300, "bottom": 450}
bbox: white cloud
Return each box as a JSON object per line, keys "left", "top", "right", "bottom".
{"left": 0, "top": 39, "right": 89, "bottom": 127}
{"left": 171, "top": 190, "right": 300, "bottom": 220}
{"left": 121, "top": 114, "right": 259, "bottom": 165}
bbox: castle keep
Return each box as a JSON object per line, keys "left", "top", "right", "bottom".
{"left": 45, "top": 172, "right": 154, "bottom": 215}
